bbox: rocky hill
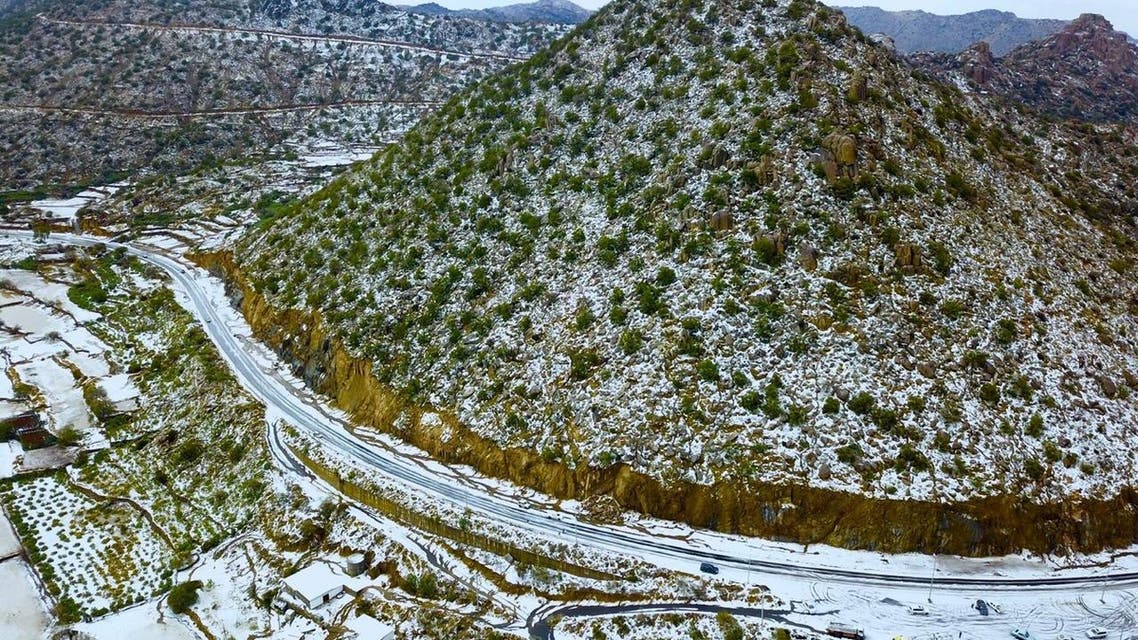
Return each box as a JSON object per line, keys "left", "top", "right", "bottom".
{"left": 838, "top": 6, "right": 1067, "bottom": 55}
{"left": 403, "top": 0, "right": 592, "bottom": 24}
{"left": 0, "top": 0, "right": 573, "bottom": 192}
{"left": 230, "top": 0, "right": 1138, "bottom": 553}
{"left": 911, "top": 14, "right": 1138, "bottom": 127}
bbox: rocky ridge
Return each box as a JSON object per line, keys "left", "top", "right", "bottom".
{"left": 234, "top": 0, "right": 1138, "bottom": 552}
{"left": 911, "top": 14, "right": 1138, "bottom": 127}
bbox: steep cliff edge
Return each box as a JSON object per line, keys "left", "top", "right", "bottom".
{"left": 194, "top": 250, "right": 1138, "bottom": 555}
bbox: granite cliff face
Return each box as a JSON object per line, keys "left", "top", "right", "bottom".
{"left": 912, "top": 14, "right": 1138, "bottom": 126}
{"left": 837, "top": 7, "right": 1067, "bottom": 55}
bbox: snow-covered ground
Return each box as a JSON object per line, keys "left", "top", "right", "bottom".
{"left": 286, "top": 416, "right": 1138, "bottom": 638}
{"left": 0, "top": 507, "right": 49, "bottom": 638}
{"left": 0, "top": 509, "right": 19, "bottom": 557}
{"left": 5, "top": 473, "right": 173, "bottom": 613}
{"left": 69, "top": 351, "right": 111, "bottom": 378}
{"left": 0, "top": 267, "right": 133, "bottom": 448}
{"left": 291, "top": 141, "right": 381, "bottom": 168}
{"left": 0, "top": 269, "right": 100, "bottom": 323}
{"left": 0, "top": 372, "right": 13, "bottom": 400}
{"left": 0, "top": 399, "right": 29, "bottom": 418}
{"left": 96, "top": 373, "right": 140, "bottom": 410}
{"left": 0, "top": 559, "right": 50, "bottom": 640}
{"left": 28, "top": 183, "right": 126, "bottom": 223}
{"left": 0, "top": 441, "right": 20, "bottom": 478}
{"left": 73, "top": 602, "right": 196, "bottom": 640}
{"left": 15, "top": 359, "right": 93, "bottom": 431}
{"left": 0, "top": 303, "right": 72, "bottom": 337}
{"left": 188, "top": 541, "right": 285, "bottom": 636}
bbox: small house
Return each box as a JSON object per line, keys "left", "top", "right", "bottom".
{"left": 281, "top": 563, "right": 357, "bottom": 609}
{"left": 4, "top": 412, "right": 54, "bottom": 450}
{"left": 16, "top": 425, "right": 55, "bottom": 450}
{"left": 346, "top": 614, "right": 395, "bottom": 640}
{"left": 2, "top": 410, "right": 41, "bottom": 434}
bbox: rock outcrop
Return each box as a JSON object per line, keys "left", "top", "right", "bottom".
{"left": 912, "top": 14, "right": 1138, "bottom": 126}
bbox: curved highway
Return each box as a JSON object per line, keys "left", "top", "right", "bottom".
{"left": 14, "top": 231, "right": 1138, "bottom": 602}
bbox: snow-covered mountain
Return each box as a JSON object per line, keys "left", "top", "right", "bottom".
{"left": 233, "top": 0, "right": 1138, "bottom": 553}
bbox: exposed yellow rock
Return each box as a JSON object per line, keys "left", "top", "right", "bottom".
{"left": 824, "top": 131, "right": 858, "bottom": 166}
{"left": 191, "top": 250, "right": 1138, "bottom": 557}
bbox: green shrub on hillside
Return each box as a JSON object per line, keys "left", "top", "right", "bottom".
{"left": 168, "top": 580, "right": 203, "bottom": 614}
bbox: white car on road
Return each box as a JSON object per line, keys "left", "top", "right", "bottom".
{"left": 1086, "top": 629, "right": 1108, "bottom": 640}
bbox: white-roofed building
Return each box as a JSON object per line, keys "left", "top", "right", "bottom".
{"left": 345, "top": 614, "right": 395, "bottom": 640}
{"left": 281, "top": 562, "right": 353, "bottom": 609}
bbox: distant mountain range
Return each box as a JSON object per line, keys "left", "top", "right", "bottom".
{"left": 838, "top": 7, "right": 1068, "bottom": 55}
{"left": 402, "top": 0, "right": 592, "bottom": 24}
{"left": 0, "top": 0, "right": 45, "bottom": 19}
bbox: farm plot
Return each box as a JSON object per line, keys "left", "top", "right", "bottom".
{"left": 0, "top": 472, "right": 174, "bottom": 621}
{"left": 0, "top": 240, "right": 275, "bottom": 629}
{"left": 1, "top": 268, "right": 122, "bottom": 448}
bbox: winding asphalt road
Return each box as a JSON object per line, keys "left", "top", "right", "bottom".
{"left": 12, "top": 231, "right": 1138, "bottom": 601}
{"left": 528, "top": 603, "right": 801, "bottom": 640}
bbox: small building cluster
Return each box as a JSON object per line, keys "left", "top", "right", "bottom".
{"left": 1, "top": 411, "right": 55, "bottom": 450}
{"left": 276, "top": 554, "right": 393, "bottom": 639}
{"left": 281, "top": 561, "right": 357, "bottom": 609}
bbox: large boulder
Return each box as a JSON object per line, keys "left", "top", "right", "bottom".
{"left": 894, "top": 243, "right": 923, "bottom": 273}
